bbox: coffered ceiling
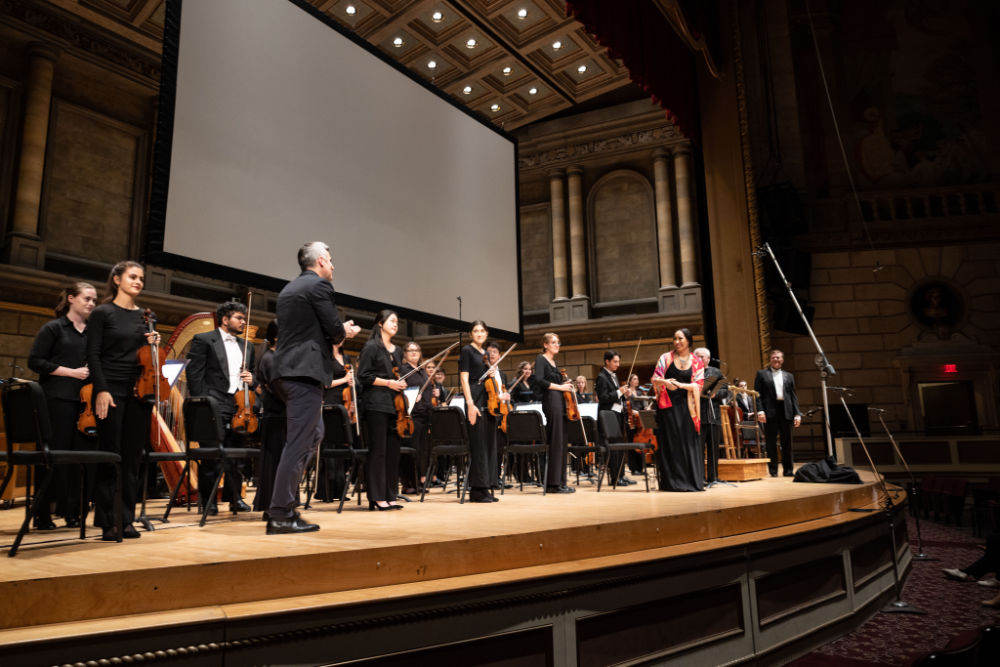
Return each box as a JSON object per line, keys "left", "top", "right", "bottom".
{"left": 58, "top": 0, "right": 637, "bottom": 130}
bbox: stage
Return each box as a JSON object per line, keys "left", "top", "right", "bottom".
{"left": 0, "top": 471, "right": 910, "bottom": 666}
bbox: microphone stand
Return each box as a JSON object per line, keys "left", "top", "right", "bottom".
{"left": 832, "top": 389, "right": 925, "bottom": 614}
{"left": 757, "top": 243, "right": 835, "bottom": 458}
{"left": 870, "top": 408, "right": 934, "bottom": 561}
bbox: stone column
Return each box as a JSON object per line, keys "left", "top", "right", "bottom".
{"left": 549, "top": 170, "right": 568, "bottom": 301}
{"left": 7, "top": 43, "right": 60, "bottom": 268}
{"left": 565, "top": 166, "right": 591, "bottom": 320}
{"left": 674, "top": 147, "right": 699, "bottom": 287}
{"left": 653, "top": 148, "right": 676, "bottom": 289}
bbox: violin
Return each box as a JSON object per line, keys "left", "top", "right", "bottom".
{"left": 77, "top": 383, "right": 97, "bottom": 436}
{"left": 482, "top": 357, "right": 510, "bottom": 433}
{"left": 560, "top": 368, "right": 581, "bottom": 421}
{"left": 625, "top": 395, "right": 641, "bottom": 430}
{"left": 231, "top": 293, "right": 258, "bottom": 435}
{"left": 392, "top": 365, "right": 415, "bottom": 438}
{"left": 135, "top": 308, "right": 169, "bottom": 402}
{"left": 342, "top": 363, "right": 357, "bottom": 425}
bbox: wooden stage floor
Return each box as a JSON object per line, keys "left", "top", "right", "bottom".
{"left": 0, "top": 470, "right": 884, "bottom": 645}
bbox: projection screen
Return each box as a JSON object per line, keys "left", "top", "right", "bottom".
{"left": 148, "top": 0, "right": 521, "bottom": 337}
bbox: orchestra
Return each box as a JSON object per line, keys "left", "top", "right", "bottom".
{"left": 6, "top": 245, "right": 788, "bottom": 542}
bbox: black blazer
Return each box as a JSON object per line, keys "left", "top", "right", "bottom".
{"left": 186, "top": 329, "right": 256, "bottom": 408}
{"left": 754, "top": 368, "right": 800, "bottom": 420}
{"left": 594, "top": 368, "right": 622, "bottom": 413}
{"left": 273, "top": 270, "right": 346, "bottom": 385}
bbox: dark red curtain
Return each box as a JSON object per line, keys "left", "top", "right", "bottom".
{"left": 566, "top": 0, "right": 708, "bottom": 143}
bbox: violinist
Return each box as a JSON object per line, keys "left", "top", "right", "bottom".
{"left": 509, "top": 361, "right": 535, "bottom": 405}
{"left": 484, "top": 341, "right": 511, "bottom": 492}
{"left": 574, "top": 376, "right": 594, "bottom": 403}
{"left": 594, "top": 350, "right": 635, "bottom": 487}
{"left": 357, "top": 310, "right": 407, "bottom": 510}
{"left": 533, "top": 332, "right": 575, "bottom": 494}
{"left": 315, "top": 339, "right": 354, "bottom": 502}
{"left": 27, "top": 281, "right": 98, "bottom": 529}
{"left": 399, "top": 341, "right": 432, "bottom": 494}
{"left": 432, "top": 368, "right": 449, "bottom": 405}
{"left": 185, "top": 301, "right": 255, "bottom": 514}
{"left": 459, "top": 320, "right": 498, "bottom": 503}
{"left": 253, "top": 320, "right": 284, "bottom": 515}
{"left": 86, "top": 261, "right": 158, "bottom": 541}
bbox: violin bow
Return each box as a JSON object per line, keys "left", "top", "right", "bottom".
{"left": 476, "top": 342, "right": 518, "bottom": 382}
{"left": 415, "top": 343, "right": 456, "bottom": 403}
{"left": 624, "top": 337, "right": 642, "bottom": 388}
{"left": 398, "top": 340, "right": 459, "bottom": 382}
{"left": 240, "top": 291, "right": 253, "bottom": 376}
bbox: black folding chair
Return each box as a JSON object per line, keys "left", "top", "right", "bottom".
{"left": 312, "top": 404, "right": 367, "bottom": 514}
{"left": 164, "top": 396, "right": 258, "bottom": 526}
{"left": 565, "top": 416, "right": 600, "bottom": 487}
{"left": 0, "top": 380, "right": 123, "bottom": 555}
{"left": 420, "top": 406, "right": 471, "bottom": 503}
{"left": 137, "top": 442, "right": 186, "bottom": 531}
{"left": 599, "top": 410, "right": 653, "bottom": 492}
{"left": 502, "top": 411, "right": 548, "bottom": 494}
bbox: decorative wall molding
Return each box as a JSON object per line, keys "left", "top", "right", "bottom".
{"left": 519, "top": 127, "right": 682, "bottom": 171}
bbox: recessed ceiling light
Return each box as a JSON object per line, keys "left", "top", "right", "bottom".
{"left": 577, "top": 64, "right": 587, "bottom": 73}
{"left": 528, "top": 87, "right": 538, "bottom": 95}
{"left": 463, "top": 85, "right": 473, "bottom": 95}
{"left": 393, "top": 36, "right": 404, "bottom": 48}
{"left": 346, "top": 4, "right": 357, "bottom": 16}
{"left": 431, "top": 10, "right": 444, "bottom": 22}
{"left": 552, "top": 40, "right": 562, "bottom": 50}
{"left": 466, "top": 38, "right": 478, "bottom": 49}
{"left": 428, "top": 60, "right": 437, "bottom": 69}
{"left": 502, "top": 66, "right": 512, "bottom": 76}
{"left": 490, "top": 103, "right": 501, "bottom": 112}
{"left": 517, "top": 8, "right": 528, "bottom": 20}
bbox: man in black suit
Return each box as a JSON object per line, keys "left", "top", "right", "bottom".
{"left": 267, "top": 242, "right": 360, "bottom": 534}
{"left": 594, "top": 350, "right": 634, "bottom": 485}
{"left": 754, "top": 349, "right": 801, "bottom": 477}
{"left": 694, "top": 348, "right": 730, "bottom": 484}
{"left": 185, "top": 300, "right": 255, "bottom": 513}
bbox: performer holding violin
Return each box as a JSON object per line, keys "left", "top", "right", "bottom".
{"left": 484, "top": 340, "right": 512, "bottom": 491}
{"left": 533, "top": 332, "right": 576, "bottom": 494}
{"left": 459, "top": 320, "right": 500, "bottom": 503}
{"left": 509, "top": 361, "right": 535, "bottom": 405}
{"left": 253, "top": 320, "right": 284, "bottom": 514}
{"left": 315, "top": 339, "right": 354, "bottom": 502}
{"left": 400, "top": 341, "right": 433, "bottom": 495}
{"left": 27, "top": 281, "right": 98, "bottom": 529}
{"left": 594, "top": 349, "right": 636, "bottom": 487}
{"left": 185, "top": 301, "right": 255, "bottom": 514}
{"left": 86, "top": 261, "right": 158, "bottom": 541}
{"left": 357, "top": 310, "right": 407, "bottom": 510}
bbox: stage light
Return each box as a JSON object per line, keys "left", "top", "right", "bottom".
{"left": 392, "top": 36, "right": 404, "bottom": 48}
{"left": 577, "top": 64, "right": 587, "bottom": 73}
{"left": 427, "top": 60, "right": 437, "bottom": 70}
{"left": 491, "top": 102, "right": 501, "bottom": 112}
{"left": 517, "top": 8, "right": 528, "bottom": 20}
{"left": 466, "top": 38, "right": 478, "bottom": 49}
{"left": 346, "top": 5, "right": 356, "bottom": 16}
{"left": 431, "top": 11, "right": 444, "bottom": 22}
{"left": 528, "top": 87, "right": 537, "bottom": 95}
{"left": 502, "top": 66, "right": 512, "bottom": 76}
{"left": 552, "top": 40, "right": 562, "bottom": 51}
{"left": 462, "top": 85, "right": 473, "bottom": 95}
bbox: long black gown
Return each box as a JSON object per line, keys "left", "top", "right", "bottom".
{"left": 654, "top": 363, "right": 704, "bottom": 492}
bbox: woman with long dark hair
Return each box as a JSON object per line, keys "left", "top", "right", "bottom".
{"left": 650, "top": 328, "right": 705, "bottom": 492}
{"left": 533, "top": 332, "right": 575, "bottom": 493}
{"left": 357, "top": 310, "right": 407, "bottom": 510}
{"left": 86, "top": 261, "right": 158, "bottom": 540}
{"left": 459, "top": 320, "right": 500, "bottom": 503}
{"left": 27, "top": 281, "right": 98, "bottom": 529}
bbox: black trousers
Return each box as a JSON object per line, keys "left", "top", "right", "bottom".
{"left": 764, "top": 409, "right": 794, "bottom": 475}
{"left": 94, "top": 383, "right": 147, "bottom": 528}
{"left": 466, "top": 407, "right": 496, "bottom": 490}
{"left": 253, "top": 410, "right": 286, "bottom": 511}
{"left": 36, "top": 397, "right": 95, "bottom": 522}
{"left": 965, "top": 533, "right": 1000, "bottom": 579}
{"left": 701, "top": 422, "right": 721, "bottom": 483}
{"left": 365, "top": 410, "right": 401, "bottom": 502}
{"left": 543, "top": 392, "right": 567, "bottom": 487}
{"left": 197, "top": 402, "right": 245, "bottom": 506}
{"left": 269, "top": 379, "right": 323, "bottom": 520}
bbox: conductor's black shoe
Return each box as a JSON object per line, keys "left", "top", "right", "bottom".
{"left": 230, "top": 499, "right": 252, "bottom": 513}
{"left": 266, "top": 516, "right": 320, "bottom": 534}
{"left": 33, "top": 518, "right": 57, "bottom": 531}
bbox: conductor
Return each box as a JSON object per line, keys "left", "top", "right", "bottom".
{"left": 266, "top": 242, "right": 361, "bottom": 534}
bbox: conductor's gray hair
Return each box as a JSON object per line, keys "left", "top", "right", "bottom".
{"left": 297, "top": 242, "right": 330, "bottom": 271}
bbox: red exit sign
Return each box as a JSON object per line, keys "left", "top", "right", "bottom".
{"left": 944, "top": 364, "right": 958, "bottom": 373}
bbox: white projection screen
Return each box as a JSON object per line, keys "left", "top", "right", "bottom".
{"left": 148, "top": 0, "right": 522, "bottom": 338}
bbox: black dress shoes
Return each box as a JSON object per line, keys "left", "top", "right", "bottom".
{"left": 230, "top": 499, "right": 252, "bottom": 513}
{"left": 33, "top": 518, "right": 57, "bottom": 531}
{"left": 266, "top": 514, "right": 320, "bottom": 534}
{"left": 783, "top": 471, "right": 795, "bottom": 477}
{"left": 202, "top": 504, "right": 219, "bottom": 516}
{"left": 469, "top": 488, "right": 494, "bottom": 503}
{"left": 547, "top": 486, "right": 576, "bottom": 494}
{"left": 122, "top": 524, "right": 141, "bottom": 539}
{"left": 65, "top": 516, "right": 81, "bottom": 528}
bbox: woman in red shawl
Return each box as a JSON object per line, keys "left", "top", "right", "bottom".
{"left": 650, "top": 328, "right": 705, "bottom": 491}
